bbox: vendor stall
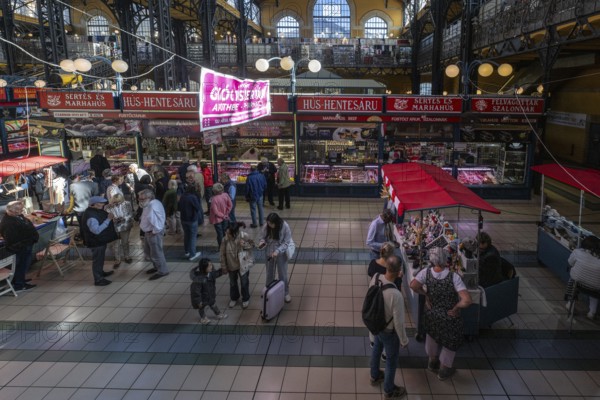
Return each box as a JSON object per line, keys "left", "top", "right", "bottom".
{"left": 532, "top": 164, "right": 600, "bottom": 282}
{"left": 381, "top": 163, "right": 517, "bottom": 336}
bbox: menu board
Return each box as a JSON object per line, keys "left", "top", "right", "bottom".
{"left": 4, "top": 119, "right": 36, "bottom": 153}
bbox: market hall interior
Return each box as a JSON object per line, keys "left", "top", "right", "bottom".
{"left": 0, "top": 194, "right": 600, "bottom": 400}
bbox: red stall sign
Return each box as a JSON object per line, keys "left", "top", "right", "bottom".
{"left": 296, "top": 95, "right": 383, "bottom": 113}
{"left": 122, "top": 92, "right": 198, "bottom": 111}
{"left": 39, "top": 91, "right": 115, "bottom": 109}
{"left": 386, "top": 96, "right": 462, "bottom": 113}
{"left": 0, "top": 88, "right": 7, "bottom": 102}
{"left": 470, "top": 97, "right": 544, "bottom": 114}
{"left": 12, "top": 87, "right": 38, "bottom": 100}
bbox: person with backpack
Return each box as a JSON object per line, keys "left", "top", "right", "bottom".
{"left": 409, "top": 247, "right": 472, "bottom": 381}
{"left": 365, "top": 255, "right": 409, "bottom": 400}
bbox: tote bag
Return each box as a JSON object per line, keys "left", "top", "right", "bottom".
{"left": 238, "top": 250, "right": 254, "bottom": 275}
{"left": 286, "top": 238, "right": 296, "bottom": 259}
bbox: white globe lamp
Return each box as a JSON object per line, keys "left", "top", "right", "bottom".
{"left": 308, "top": 59, "right": 321, "bottom": 73}
{"left": 478, "top": 63, "right": 494, "bottom": 77}
{"left": 445, "top": 64, "right": 460, "bottom": 78}
{"left": 280, "top": 56, "right": 294, "bottom": 71}
{"left": 255, "top": 59, "right": 269, "bottom": 72}
{"left": 60, "top": 59, "right": 76, "bottom": 73}
{"left": 112, "top": 60, "right": 129, "bottom": 73}
{"left": 497, "top": 63, "right": 513, "bottom": 77}
{"left": 74, "top": 58, "right": 92, "bottom": 72}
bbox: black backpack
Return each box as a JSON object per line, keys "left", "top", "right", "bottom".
{"left": 362, "top": 273, "right": 397, "bottom": 335}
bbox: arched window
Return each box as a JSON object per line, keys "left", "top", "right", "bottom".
{"left": 87, "top": 16, "right": 110, "bottom": 36}
{"left": 136, "top": 18, "right": 152, "bottom": 41}
{"left": 313, "top": 0, "right": 350, "bottom": 39}
{"left": 277, "top": 16, "right": 300, "bottom": 38}
{"left": 420, "top": 82, "right": 432, "bottom": 95}
{"left": 364, "top": 17, "right": 387, "bottom": 39}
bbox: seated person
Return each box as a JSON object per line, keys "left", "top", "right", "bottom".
{"left": 565, "top": 236, "right": 600, "bottom": 320}
{"left": 477, "top": 231, "right": 504, "bottom": 288}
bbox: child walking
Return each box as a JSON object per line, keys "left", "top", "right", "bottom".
{"left": 190, "top": 258, "right": 229, "bottom": 324}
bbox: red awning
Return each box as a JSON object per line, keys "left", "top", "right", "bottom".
{"left": 0, "top": 156, "right": 68, "bottom": 177}
{"left": 531, "top": 164, "right": 600, "bottom": 198}
{"left": 381, "top": 163, "right": 501, "bottom": 214}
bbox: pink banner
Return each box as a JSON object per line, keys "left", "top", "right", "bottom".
{"left": 199, "top": 68, "right": 271, "bottom": 131}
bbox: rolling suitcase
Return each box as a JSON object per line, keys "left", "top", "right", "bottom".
{"left": 261, "top": 279, "right": 285, "bottom": 321}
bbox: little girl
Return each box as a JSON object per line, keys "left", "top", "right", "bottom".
{"left": 190, "top": 258, "right": 228, "bottom": 324}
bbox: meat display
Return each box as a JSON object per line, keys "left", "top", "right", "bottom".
{"left": 457, "top": 169, "right": 498, "bottom": 185}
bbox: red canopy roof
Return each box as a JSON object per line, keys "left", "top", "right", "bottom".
{"left": 0, "top": 156, "right": 68, "bottom": 177}
{"left": 382, "top": 163, "right": 501, "bottom": 214}
{"left": 531, "top": 164, "right": 600, "bottom": 198}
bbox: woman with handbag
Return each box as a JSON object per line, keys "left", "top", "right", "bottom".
{"left": 220, "top": 222, "right": 254, "bottom": 309}
{"left": 259, "top": 213, "right": 294, "bottom": 303}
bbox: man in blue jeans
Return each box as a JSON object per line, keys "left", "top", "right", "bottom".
{"left": 369, "top": 255, "right": 409, "bottom": 399}
{"left": 246, "top": 165, "right": 267, "bottom": 228}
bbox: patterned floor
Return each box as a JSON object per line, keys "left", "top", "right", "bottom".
{"left": 0, "top": 195, "right": 599, "bottom": 400}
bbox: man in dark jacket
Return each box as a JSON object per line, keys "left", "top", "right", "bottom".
{"left": 81, "top": 196, "right": 118, "bottom": 286}
{"left": 0, "top": 200, "right": 39, "bottom": 291}
{"left": 257, "top": 157, "right": 277, "bottom": 206}
{"left": 477, "top": 231, "right": 504, "bottom": 287}
{"left": 246, "top": 166, "right": 267, "bottom": 228}
{"left": 90, "top": 149, "right": 111, "bottom": 180}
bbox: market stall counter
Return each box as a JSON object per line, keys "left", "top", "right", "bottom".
{"left": 532, "top": 164, "right": 600, "bottom": 283}
{"left": 382, "top": 163, "right": 518, "bottom": 336}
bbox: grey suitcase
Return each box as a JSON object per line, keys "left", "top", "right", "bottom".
{"left": 261, "top": 279, "right": 285, "bottom": 321}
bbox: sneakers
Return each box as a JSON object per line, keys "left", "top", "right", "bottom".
{"left": 370, "top": 370, "right": 384, "bottom": 386}
{"left": 284, "top": 294, "right": 292, "bottom": 303}
{"left": 437, "top": 367, "right": 456, "bottom": 381}
{"left": 216, "top": 313, "right": 228, "bottom": 320}
{"left": 184, "top": 253, "right": 190, "bottom": 258}
{"left": 427, "top": 358, "right": 441, "bottom": 372}
{"left": 14, "top": 283, "right": 37, "bottom": 291}
{"left": 587, "top": 311, "right": 595, "bottom": 320}
{"left": 228, "top": 300, "right": 237, "bottom": 308}
{"left": 566, "top": 301, "right": 572, "bottom": 312}
{"left": 200, "top": 317, "right": 211, "bottom": 325}
{"left": 189, "top": 252, "right": 202, "bottom": 261}
{"left": 384, "top": 385, "right": 406, "bottom": 399}
{"left": 242, "top": 301, "right": 249, "bottom": 309}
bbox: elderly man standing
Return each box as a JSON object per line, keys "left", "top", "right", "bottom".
{"left": 0, "top": 200, "right": 39, "bottom": 291}
{"left": 138, "top": 189, "right": 169, "bottom": 280}
{"left": 81, "top": 196, "right": 118, "bottom": 286}
{"left": 366, "top": 209, "right": 397, "bottom": 259}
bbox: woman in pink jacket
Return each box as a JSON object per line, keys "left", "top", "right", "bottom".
{"left": 209, "top": 183, "right": 232, "bottom": 248}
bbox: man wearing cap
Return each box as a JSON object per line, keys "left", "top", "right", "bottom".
{"left": 138, "top": 189, "right": 170, "bottom": 280}
{"left": 257, "top": 157, "right": 277, "bottom": 206}
{"left": 81, "top": 196, "right": 118, "bottom": 286}
{"left": 0, "top": 200, "right": 39, "bottom": 291}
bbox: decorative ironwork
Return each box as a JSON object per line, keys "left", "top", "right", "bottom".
{"left": 148, "top": 0, "right": 175, "bottom": 89}
{"left": 1, "top": 0, "right": 17, "bottom": 74}
{"left": 36, "top": 0, "right": 69, "bottom": 82}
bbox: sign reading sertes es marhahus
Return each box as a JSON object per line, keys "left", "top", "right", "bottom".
{"left": 199, "top": 68, "right": 271, "bottom": 131}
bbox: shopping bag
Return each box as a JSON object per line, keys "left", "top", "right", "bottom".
{"left": 238, "top": 250, "right": 254, "bottom": 275}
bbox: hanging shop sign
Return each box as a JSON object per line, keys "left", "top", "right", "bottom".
{"left": 296, "top": 96, "right": 383, "bottom": 113}
{"left": 38, "top": 91, "right": 115, "bottom": 110}
{"left": 381, "top": 115, "right": 461, "bottom": 123}
{"left": 470, "top": 97, "right": 544, "bottom": 114}
{"left": 122, "top": 92, "right": 198, "bottom": 112}
{"left": 202, "top": 129, "right": 223, "bottom": 145}
{"left": 63, "top": 119, "right": 141, "bottom": 137}
{"left": 301, "top": 123, "right": 377, "bottom": 141}
{"left": 11, "top": 87, "right": 38, "bottom": 101}
{"left": 144, "top": 120, "right": 201, "bottom": 137}
{"left": 28, "top": 119, "right": 65, "bottom": 139}
{"left": 460, "top": 129, "right": 531, "bottom": 142}
{"left": 546, "top": 110, "right": 587, "bottom": 129}
{"left": 385, "top": 96, "right": 463, "bottom": 113}
{"left": 221, "top": 121, "right": 293, "bottom": 138}
{"left": 0, "top": 89, "right": 7, "bottom": 102}
{"left": 199, "top": 68, "right": 271, "bottom": 131}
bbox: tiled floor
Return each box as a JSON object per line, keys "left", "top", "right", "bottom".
{"left": 1, "top": 196, "right": 600, "bottom": 399}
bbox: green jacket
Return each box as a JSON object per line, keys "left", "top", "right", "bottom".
{"left": 277, "top": 162, "right": 293, "bottom": 189}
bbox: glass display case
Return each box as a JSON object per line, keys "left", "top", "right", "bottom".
{"left": 216, "top": 138, "right": 295, "bottom": 183}
{"left": 497, "top": 146, "right": 527, "bottom": 184}
{"left": 301, "top": 164, "right": 378, "bottom": 184}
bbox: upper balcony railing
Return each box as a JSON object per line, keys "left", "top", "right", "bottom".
{"left": 1, "top": 37, "right": 412, "bottom": 70}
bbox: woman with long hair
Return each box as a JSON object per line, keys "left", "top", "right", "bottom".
{"left": 221, "top": 222, "right": 254, "bottom": 309}
{"left": 259, "top": 212, "right": 293, "bottom": 303}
